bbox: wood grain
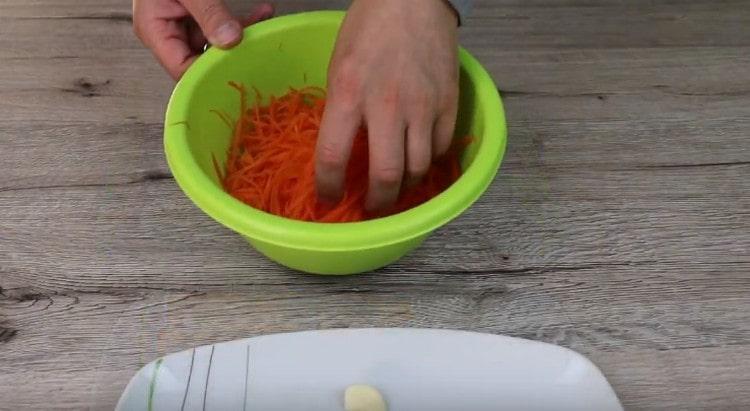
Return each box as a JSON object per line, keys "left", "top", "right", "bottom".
{"left": 1, "top": 0, "right": 750, "bottom": 410}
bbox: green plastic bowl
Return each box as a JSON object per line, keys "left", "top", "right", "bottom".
{"left": 164, "top": 11, "right": 506, "bottom": 275}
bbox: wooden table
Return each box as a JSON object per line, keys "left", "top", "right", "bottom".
{"left": 2, "top": 1, "right": 749, "bottom": 409}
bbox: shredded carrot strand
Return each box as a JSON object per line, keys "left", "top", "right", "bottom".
{"left": 216, "top": 83, "right": 469, "bottom": 223}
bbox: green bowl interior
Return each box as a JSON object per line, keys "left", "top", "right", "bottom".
{"left": 165, "top": 11, "right": 506, "bottom": 252}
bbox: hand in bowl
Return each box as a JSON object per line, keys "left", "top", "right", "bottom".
{"left": 134, "top": 0, "right": 460, "bottom": 212}
{"left": 316, "top": 0, "right": 460, "bottom": 212}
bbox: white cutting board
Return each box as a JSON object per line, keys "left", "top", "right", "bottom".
{"left": 116, "top": 328, "right": 622, "bottom": 411}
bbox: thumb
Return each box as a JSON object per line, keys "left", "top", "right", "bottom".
{"left": 182, "top": 0, "right": 242, "bottom": 48}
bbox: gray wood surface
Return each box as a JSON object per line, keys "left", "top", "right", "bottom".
{"left": 1, "top": 0, "right": 749, "bottom": 409}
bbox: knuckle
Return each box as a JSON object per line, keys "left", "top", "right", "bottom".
{"left": 317, "top": 143, "right": 346, "bottom": 170}
{"left": 443, "top": 86, "right": 460, "bottom": 110}
{"left": 408, "top": 94, "right": 436, "bottom": 121}
{"left": 199, "top": 1, "right": 223, "bottom": 20}
{"left": 369, "top": 84, "right": 401, "bottom": 118}
{"left": 434, "top": 137, "right": 452, "bottom": 157}
{"left": 412, "top": 90, "right": 434, "bottom": 107}
{"left": 434, "top": 128, "right": 454, "bottom": 156}
{"left": 329, "top": 59, "right": 362, "bottom": 107}
{"left": 380, "top": 84, "right": 401, "bottom": 107}
{"left": 409, "top": 160, "right": 430, "bottom": 178}
{"left": 373, "top": 166, "right": 403, "bottom": 187}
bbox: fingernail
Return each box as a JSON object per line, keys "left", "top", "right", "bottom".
{"left": 212, "top": 21, "right": 242, "bottom": 48}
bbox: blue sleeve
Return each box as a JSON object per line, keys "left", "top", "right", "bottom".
{"left": 446, "top": 0, "right": 473, "bottom": 24}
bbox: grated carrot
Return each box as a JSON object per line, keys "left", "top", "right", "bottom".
{"left": 217, "top": 82, "right": 467, "bottom": 223}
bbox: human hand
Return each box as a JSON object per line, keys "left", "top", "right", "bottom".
{"left": 315, "top": 0, "right": 459, "bottom": 212}
{"left": 133, "top": 0, "right": 274, "bottom": 80}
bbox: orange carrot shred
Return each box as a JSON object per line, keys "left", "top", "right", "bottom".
{"left": 211, "top": 153, "right": 224, "bottom": 184}
{"left": 215, "top": 83, "right": 469, "bottom": 223}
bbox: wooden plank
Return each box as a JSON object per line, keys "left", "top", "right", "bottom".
{"left": 0, "top": 122, "right": 166, "bottom": 190}
{"left": 599, "top": 346, "right": 750, "bottom": 411}
{"left": 1, "top": 3, "right": 749, "bottom": 123}
{"left": 2, "top": 285, "right": 749, "bottom": 409}
{"left": 3, "top": 264, "right": 750, "bottom": 354}
{"left": 2, "top": 113, "right": 750, "bottom": 188}
{"left": 0, "top": 0, "right": 349, "bottom": 18}
{"left": 0, "top": 179, "right": 748, "bottom": 287}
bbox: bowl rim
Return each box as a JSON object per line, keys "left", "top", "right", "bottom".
{"left": 164, "top": 10, "right": 506, "bottom": 252}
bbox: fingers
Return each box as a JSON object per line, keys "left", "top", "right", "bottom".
{"left": 365, "top": 109, "right": 406, "bottom": 212}
{"left": 433, "top": 99, "right": 459, "bottom": 158}
{"left": 143, "top": 19, "right": 198, "bottom": 80}
{"left": 133, "top": 0, "right": 274, "bottom": 80}
{"left": 315, "top": 99, "right": 362, "bottom": 206}
{"left": 186, "top": 19, "right": 208, "bottom": 52}
{"left": 181, "top": 0, "right": 242, "bottom": 48}
{"left": 153, "top": 32, "right": 199, "bottom": 80}
{"left": 133, "top": 0, "right": 196, "bottom": 80}
{"left": 405, "top": 119, "right": 433, "bottom": 187}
